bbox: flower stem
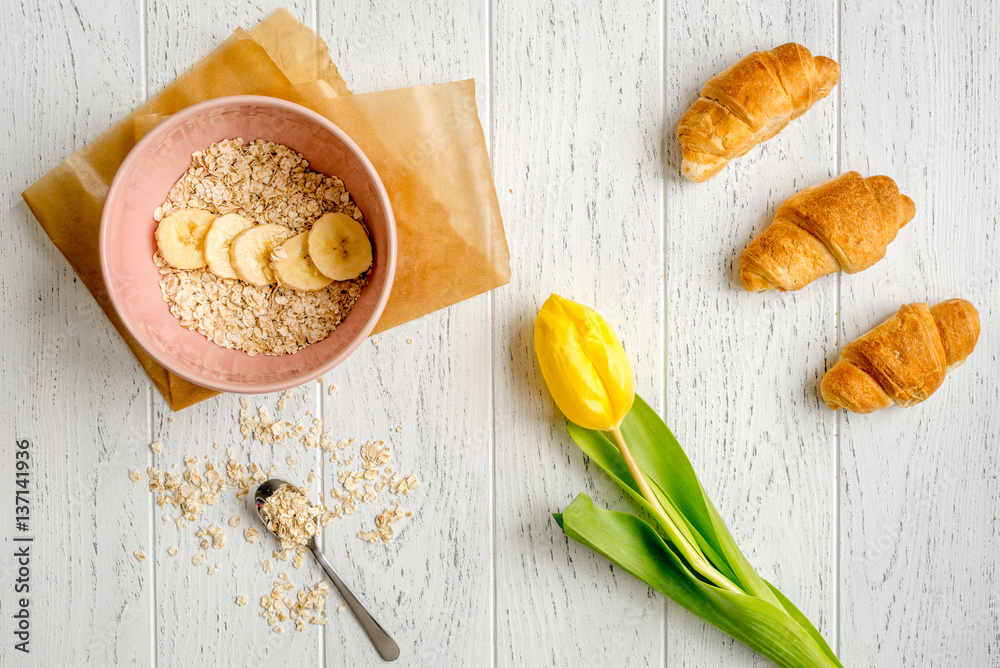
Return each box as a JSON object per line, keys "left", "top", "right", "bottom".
{"left": 609, "top": 427, "right": 742, "bottom": 595}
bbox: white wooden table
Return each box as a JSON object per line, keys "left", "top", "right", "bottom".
{"left": 2, "top": 1, "right": 998, "bottom": 666}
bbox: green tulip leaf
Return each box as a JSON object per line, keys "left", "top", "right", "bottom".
{"left": 565, "top": 418, "right": 739, "bottom": 586}
{"left": 622, "top": 395, "right": 779, "bottom": 603}
{"left": 559, "top": 393, "right": 842, "bottom": 667}
{"left": 559, "top": 494, "right": 843, "bottom": 668}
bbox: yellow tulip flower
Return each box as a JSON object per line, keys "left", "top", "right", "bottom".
{"left": 533, "top": 294, "right": 635, "bottom": 431}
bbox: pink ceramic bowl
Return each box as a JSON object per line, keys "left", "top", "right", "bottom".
{"left": 100, "top": 96, "right": 396, "bottom": 394}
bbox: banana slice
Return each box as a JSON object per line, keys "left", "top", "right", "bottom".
{"left": 229, "top": 223, "right": 294, "bottom": 286}
{"left": 204, "top": 213, "right": 254, "bottom": 279}
{"left": 308, "top": 212, "right": 373, "bottom": 281}
{"left": 155, "top": 208, "right": 216, "bottom": 269}
{"left": 272, "top": 232, "right": 334, "bottom": 292}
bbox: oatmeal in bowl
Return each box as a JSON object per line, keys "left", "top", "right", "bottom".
{"left": 155, "top": 138, "right": 370, "bottom": 357}
{"left": 100, "top": 96, "right": 396, "bottom": 393}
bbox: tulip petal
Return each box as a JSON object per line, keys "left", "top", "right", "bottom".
{"left": 535, "top": 306, "right": 613, "bottom": 429}
{"left": 533, "top": 294, "right": 636, "bottom": 430}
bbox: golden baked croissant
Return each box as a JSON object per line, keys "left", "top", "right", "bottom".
{"left": 739, "top": 171, "right": 915, "bottom": 292}
{"left": 821, "top": 299, "right": 980, "bottom": 413}
{"left": 677, "top": 43, "right": 840, "bottom": 182}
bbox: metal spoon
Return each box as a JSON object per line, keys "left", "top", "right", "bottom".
{"left": 251, "top": 478, "right": 400, "bottom": 662}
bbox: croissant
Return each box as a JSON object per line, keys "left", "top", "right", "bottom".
{"left": 677, "top": 43, "right": 840, "bottom": 182}
{"left": 821, "top": 299, "right": 980, "bottom": 413}
{"left": 739, "top": 171, "right": 915, "bottom": 292}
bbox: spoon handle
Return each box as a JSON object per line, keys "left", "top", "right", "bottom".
{"left": 310, "top": 543, "right": 400, "bottom": 661}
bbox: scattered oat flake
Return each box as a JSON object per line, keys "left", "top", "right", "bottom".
{"left": 395, "top": 425, "right": 403, "bottom": 433}
{"left": 167, "top": 546, "right": 179, "bottom": 556}
{"left": 134, "top": 550, "right": 147, "bottom": 562}
{"left": 244, "top": 527, "right": 260, "bottom": 544}
{"left": 276, "top": 389, "right": 294, "bottom": 411}
{"left": 229, "top": 516, "right": 241, "bottom": 528}
{"left": 391, "top": 474, "right": 421, "bottom": 496}
{"left": 144, "top": 456, "right": 225, "bottom": 529}
{"left": 406, "top": 338, "right": 413, "bottom": 344}
{"left": 357, "top": 498, "right": 409, "bottom": 544}
{"left": 150, "top": 441, "right": 163, "bottom": 454}
{"left": 208, "top": 563, "right": 221, "bottom": 575}
{"left": 328, "top": 385, "right": 337, "bottom": 396}
{"left": 197, "top": 523, "right": 228, "bottom": 549}
{"left": 263, "top": 559, "right": 273, "bottom": 573}
{"left": 129, "top": 469, "right": 141, "bottom": 482}
{"left": 259, "top": 578, "right": 329, "bottom": 633}
{"left": 192, "top": 554, "right": 206, "bottom": 566}
{"left": 337, "top": 603, "right": 348, "bottom": 614}
{"left": 236, "top": 595, "right": 248, "bottom": 606}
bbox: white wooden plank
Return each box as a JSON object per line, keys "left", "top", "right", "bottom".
{"left": 322, "top": 0, "right": 489, "bottom": 111}
{"left": 143, "top": 3, "right": 317, "bottom": 666}
{"left": 149, "top": 391, "right": 326, "bottom": 668}
{"left": 318, "top": 2, "right": 493, "bottom": 666}
{"left": 145, "top": 0, "right": 312, "bottom": 92}
{"left": 0, "top": 1, "right": 149, "bottom": 666}
{"left": 663, "top": 2, "right": 839, "bottom": 665}
{"left": 316, "top": 303, "right": 493, "bottom": 667}
{"left": 838, "top": 1, "right": 1000, "bottom": 665}
{"left": 492, "top": 1, "right": 666, "bottom": 666}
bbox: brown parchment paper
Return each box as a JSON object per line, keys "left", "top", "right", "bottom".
{"left": 298, "top": 82, "right": 510, "bottom": 332}
{"left": 21, "top": 10, "right": 509, "bottom": 411}
{"left": 248, "top": 7, "right": 352, "bottom": 96}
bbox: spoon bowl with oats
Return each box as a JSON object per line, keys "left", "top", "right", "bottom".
{"left": 252, "top": 478, "right": 400, "bottom": 662}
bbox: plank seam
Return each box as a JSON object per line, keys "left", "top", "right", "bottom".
{"left": 317, "top": 378, "right": 326, "bottom": 668}
{"left": 140, "top": 0, "right": 157, "bottom": 663}
{"left": 315, "top": 13, "right": 325, "bottom": 668}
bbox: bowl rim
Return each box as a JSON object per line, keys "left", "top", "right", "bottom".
{"left": 99, "top": 94, "right": 397, "bottom": 394}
